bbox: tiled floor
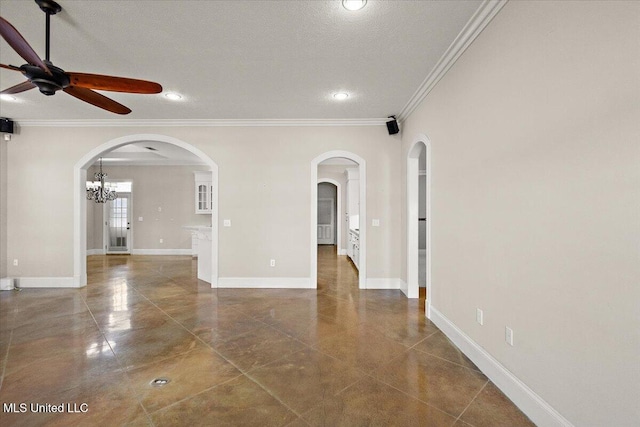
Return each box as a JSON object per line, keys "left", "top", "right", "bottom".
{"left": 0, "top": 246, "right": 535, "bottom": 426}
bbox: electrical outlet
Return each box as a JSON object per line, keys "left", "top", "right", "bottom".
{"left": 138, "top": 216, "right": 143, "bottom": 221}
{"left": 270, "top": 259, "right": 276, "bottom": 267}
{"left": 159, "top": 238, "right": 163, "bottom": 244}
{"left": 372, "top": 219, "right": 380, "bottom": 227}
{"left": 223, "top": 220, "right": 231, "bottom": 227}
{"left": 476, "top": 308, "right": 484, "bottom": 326}
{"left": 13, "top": 259, "right": 18, "bottom": 266}
{"left": 505, "top": 327, "right": 514, "bottom": 346}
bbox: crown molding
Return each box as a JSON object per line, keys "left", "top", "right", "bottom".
{"left": 13, "top": 1, "right": 506, "bottom": 129}
{"left": 397, "top": 0, "right": 508, "bottom": 122}
{"left": 16, "top": 118, "right": 389, "bottom": 128}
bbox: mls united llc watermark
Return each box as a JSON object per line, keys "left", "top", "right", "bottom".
{"left": 3, "top": 402, "right": 89, "bottom": 414}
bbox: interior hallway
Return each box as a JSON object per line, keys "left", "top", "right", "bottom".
{"left": 0, "top": 248, "right": 533, "bottom": 426}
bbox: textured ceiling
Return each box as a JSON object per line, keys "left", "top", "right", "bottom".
{"left": 101, "top": 141, "right": 206, "bottom": 166}
{"left": 0, "top": 0, "right": 484, "bottom": 122}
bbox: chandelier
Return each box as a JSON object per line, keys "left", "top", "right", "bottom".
{"left": 86, "top": 158, "right": 117, "bottom": 203}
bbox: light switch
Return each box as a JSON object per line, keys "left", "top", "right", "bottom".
{"left": 223, "top": 220, "right": 231, "bottom": 227}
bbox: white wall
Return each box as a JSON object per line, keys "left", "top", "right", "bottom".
{"left": 400, "top": 1, "right": 639, "bottom": 426}
{"left": 0, "top": 137, "right": 7, "bottom": 278}
{"left": 86, "top": 165, "right": 211, "bottom": 252}
{"left": 5, "top": 125, "right": 401, "bottom": 282}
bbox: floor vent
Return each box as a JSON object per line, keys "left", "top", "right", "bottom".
{"left": 150, "top": 378, "right": 170, "bottom": 387}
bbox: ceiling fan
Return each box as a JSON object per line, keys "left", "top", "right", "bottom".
{"left": 0, "top": 0, "right": 162, "bottom": 115}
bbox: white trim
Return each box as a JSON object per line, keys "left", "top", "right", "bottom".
{"left": 0, "top": 277, "right": 15, "bottom": 291}
{"left": 74, "top": 134, "right": 219, "bottom": 287}
{"left": 74, "top": 167, "right": 88, "bottom": 288}
{"left": 367, "top": 278, "right": 403, "bottom": 290}
{"left": 400, "top": 278, "right": 409, "bottom": 297}
{"left": 18, "top": 118, "right": 389, "bottom": 128}
{"left": 15, "top": 277, "right": 79, "bottom": 288}
{"left": 311, "top": 151, "right": 366, "bottom": 289}
{"left": 317, "top": 178, "right": 342, "bottom": 254}
{"left": 217, "top": 277, "right": 313, "bottom": 289}
{"left": 86, "top": 249, "right": 105, "bottom": 256}
{"left": 339, "top": 249, "right": 347, "bottom": 256}
{"left": 397, "top": 0, "right": 507, "bottom": 121}
{"left": 131, "top": 249, "right": 193, "bottom": 256}
{"left": 430, "top": 307, "right": 575, "bottom": 427}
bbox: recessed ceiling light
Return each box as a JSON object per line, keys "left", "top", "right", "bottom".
{"left": 0, "top": 94, "right": 17, "bottom": 101}
{"left": 165, "top": 92, "right": 183, "bottom": 101}
{"left": 333, "top": 92, "right": 349, "bottom": 100}
{"left": 342, "top": 0, "right": 367, "bottom": 11}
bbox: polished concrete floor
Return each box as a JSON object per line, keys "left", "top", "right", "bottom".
{"left": 0, "top": 246, "right": 534, "bottom": 426}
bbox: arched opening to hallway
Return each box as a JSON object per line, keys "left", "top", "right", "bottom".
{"left": 407, "top": 136, "right": 431, "bottom": 317}
{"left": 311, "top": 151, "right": 366, "bottom": 290}
{"left": 73, "top": 134, "right": 219, "bottom": 288}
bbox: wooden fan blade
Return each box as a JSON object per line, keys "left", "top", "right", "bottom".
{"left": 67, "top": 73, "right": 162, "bottom": 94}
{"left": 0, "top": 16, "right": 51, "bottom": 75}
{"left": 1, "top": 80, "right": 36, "bottom": 94}
{"left": 0, "top": 63, "right": 22, "bottom": 72}
{"left": 64, "top": 86, "right": 131, "bottom": 115}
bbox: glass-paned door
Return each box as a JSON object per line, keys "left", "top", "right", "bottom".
{"left": 106, "top": 193, "right": 131, "bottom": 253}
{"left": 317, "top": 198, "right": 335, "bottom": 245}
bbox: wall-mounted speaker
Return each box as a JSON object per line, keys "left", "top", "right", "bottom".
{"left": 386, "top": 116, "right": 399, "bottom": 135}
{"left": 0, "top": 118, "right": 14, "bottom": 134}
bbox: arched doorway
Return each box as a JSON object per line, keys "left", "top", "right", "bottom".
{"left": 317, "top": 178, "right": 343, "bottom": 255}
{"left": 73, "top": 134, "right": 219, "bottom": 287}
{"left": 311, "top": 151, "right": 366, "bottom": 289}
{"left": 407, "top": 135, "right": 431, "bottom": 316}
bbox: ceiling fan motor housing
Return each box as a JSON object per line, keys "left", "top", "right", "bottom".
{"left": 0, "top": 0, "right": 161, "bottom": 113}
{"left": 22, "top": 62, "right": 69, "bottom": 95}
{"left": 35, "top": 0, "right": 62, "bottom": 15}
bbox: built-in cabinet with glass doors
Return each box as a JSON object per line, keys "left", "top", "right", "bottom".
{"left": 194, "top": 171, "right": 213, "bottom": 214}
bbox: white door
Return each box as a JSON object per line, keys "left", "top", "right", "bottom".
{"left": 317, "top": 198, "right": 335, "bottom": 244}
{"left": 105, "top": 193, "right": 132, "bottom": 253}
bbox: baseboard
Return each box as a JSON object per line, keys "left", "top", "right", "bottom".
{"left": 430, "top": 307, "right": 574, "bottom": 427}
{"left": 88, "top": 249, "right": 192, "bottom": 256}
{"left": 0, "top": 277, "right": 14, "bottom": 291}
{"left": 131, "top": 249, "right": 192, "bottom": 255}
{"left": 366, "top": 278, "right": 402, "bottom": 290}
{"left": 399, "top": 278, "right": 410, "bottom": 297}
{"left": 15, "top": 277, "right": 79, "bottom": 288}
{"left": 74, "top": 274, "right": 87, "bottom": 288}
{"left": 217, "top": 277, "right": 313, "bottom": 289}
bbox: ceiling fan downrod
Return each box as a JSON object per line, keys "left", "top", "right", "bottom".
{"left": 0, "top": 0, "right": 162, "bottom": 114}
{"left": 35, "top": 0, "right": 61, "bottom": 62}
